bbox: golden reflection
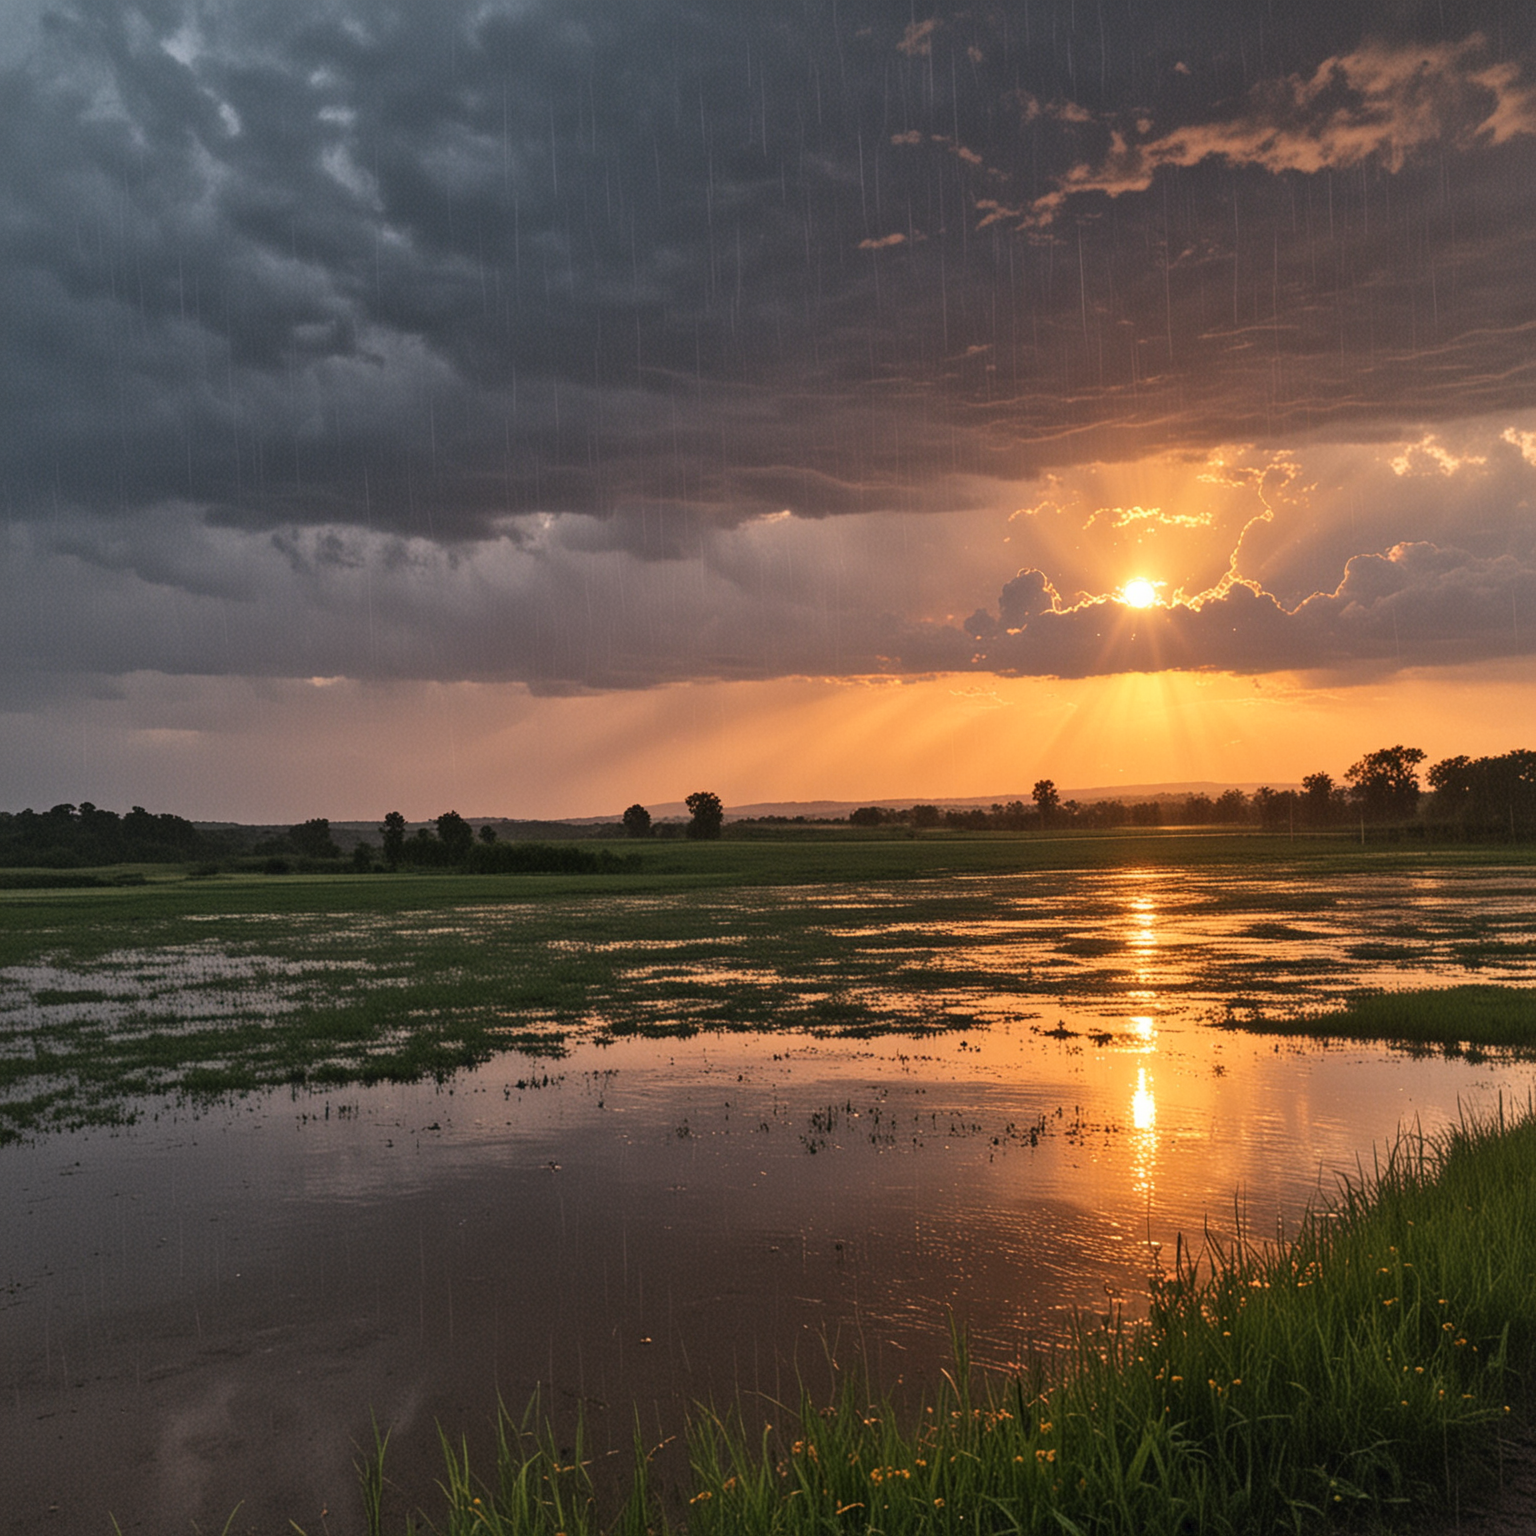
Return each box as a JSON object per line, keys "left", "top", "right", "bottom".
{"left": 1128, "top": 888, "right": 1163, "bottom": 1001}
{"left": 1131, "top": 1065, "right": 1158, "bottom": 1196}
{"left": 1130, "top": 1014, "right": 1157, "bottom": 1047}
{"left": 1132, "top": 1067, "right": 1156, "bottom": 1130}
{"left": 1129, "top": 894, "right": 1157, "bottom": 951}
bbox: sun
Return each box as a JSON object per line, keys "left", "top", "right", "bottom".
{"left": 1120, "top": 578, "right": 1159, "bottom": 608}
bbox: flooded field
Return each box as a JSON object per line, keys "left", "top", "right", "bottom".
{"left": 3, "top": 855, "right": 1536, "bottom": 1533}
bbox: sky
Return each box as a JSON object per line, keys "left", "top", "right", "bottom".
{"left": 2, "top": 0, "right": 1535, "bottom": 820}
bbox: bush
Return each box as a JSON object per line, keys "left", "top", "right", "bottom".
{"left": 466, "top": 842, "right": 641, "bottom": 875}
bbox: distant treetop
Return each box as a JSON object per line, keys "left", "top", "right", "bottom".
{"left": 685, "top": 790, "right": 724, "bottom": 840}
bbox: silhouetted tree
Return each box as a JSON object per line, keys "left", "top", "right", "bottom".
{"left": 848, "top": 806, "right": 884, "bottom": 827}
{"left": 1082, "top": 798, "right": 1130, "bottom": 829}
{"left": 1181, "top": 793, "right": 1214, "bottom": 824}
{"left": 1346, "top": 745, "right": 1426, "bottom": 822}
{"left": 1427, "top": 755, "right": 1473, "bottom": 813}
{"left": 1253, "top": 787, "right": 1300, "bottom": 832}
{"left": 1032, "top": 779, "right": 1059, "bottom": 826}
{"left": 290, "top": 817, "right": 340, "bottom": 859}
{"left": 380, "top": 811, "right": 406, "bottom": 869}
{"left": 478, "top": 824, "right": 498, "bottom": 844}
{"left": 1213, "top": 788, "right": 1248, "bottom": 824}
{"left": 403, "top": 827, "right": 443, "bottom": 865}
{"left": 623, "top": 803, "right": 653, "bottom": 838}
{"left": 1301, "top": 772, "right": 1336, "bottom": 827}
{"left": 910, "top": 804, "right": 942, "bottom": 829}
{"left": 436, "top": 810, "right": 475, "bottom": 862}
{"left": 0, "top": 800, "right": 216, "bottom": 867}
{"left": 685, "top": 791, "right": 724, "bottom": 840}
{"left": 945, "top": 808, "right": 990, "bottom": 829}
{"left": 1428, "top": 751, "right": 1536, "bottom": 834}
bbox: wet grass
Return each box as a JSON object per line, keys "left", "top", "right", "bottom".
{"left": 3, "top": 838, "right": 1535, "bottom": 1143}
{"left": 340, "top": 1102, "right": 1536, "bottom": 1535}
{"left": 1228, "top": 984, "right": 1536, "bottom": 1055}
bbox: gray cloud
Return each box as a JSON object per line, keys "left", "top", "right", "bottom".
{"left": 4, "top": 0, "right": 1536, "bottom": 709}
{"left": 5, "top": 0, "right": 1536, "bottom": 549}
{"left": 0, "top": 502, "right": 986, "bottom": 694}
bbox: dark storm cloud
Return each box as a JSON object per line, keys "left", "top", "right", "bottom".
{"left": 5, "top": 0, "right": 1536, "bottom": 698}
{"left": 6, "top": 0, "right": 1536, "bottom": 546}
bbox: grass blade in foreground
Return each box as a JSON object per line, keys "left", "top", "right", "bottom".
{"left": 352, "top": 1102, "right": 1536, "bottom": 1535}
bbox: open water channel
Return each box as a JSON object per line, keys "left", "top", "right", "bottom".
{"left": 4, "top": 863, "right": 1536, "bottom": 1533}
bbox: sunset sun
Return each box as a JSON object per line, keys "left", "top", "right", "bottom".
{"left": 1121, "top": 578, "right": 1159, "bottom": 608}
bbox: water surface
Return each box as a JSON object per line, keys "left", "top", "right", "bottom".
{"left": 4, "top": 862, "right": 1535, "bottom": 1533}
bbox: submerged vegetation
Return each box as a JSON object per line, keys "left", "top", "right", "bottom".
{"left": 338, "top": 1104, "right": 1536, "bottom": 1534}
{"left": 2, "top": 839, "right": 1535, "bottom": 1143}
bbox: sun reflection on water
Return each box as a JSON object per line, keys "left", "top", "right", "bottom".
{"left": 1129, "top": 895, "right": 1158, "bottom": 950}
{"left": 1131, "top": 1064, "right": 1158, "bottom": 1195}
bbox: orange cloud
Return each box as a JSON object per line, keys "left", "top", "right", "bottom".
{"left": 1013, "top": 92, "right": 1095, "bottom": 126}
{"left": 961, "top": 540, "right": 1536, "bottom": 679}
{"left": 1501, "top": 427, "right": 1536, "bottom": 466}
{"left": 974, "top": 198, "right": 1026, "bottom": 229}
{"left": 1025, "top": 36, "right": 1536, "bottom": 225}
{"left": 1086, "top": 504, "right": 1215, "bottom": 530}
{"left": 1389, "top": 435, "right": 1488, "bottom": 477}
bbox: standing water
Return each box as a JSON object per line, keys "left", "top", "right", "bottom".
{"left": 3, "top": 864, "right": 1535, "bottom": 1532}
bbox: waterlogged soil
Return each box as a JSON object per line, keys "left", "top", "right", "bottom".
{"left": 4, "top": 864, "right": 1536, "bottom": 1142}
{"left": 2, "top": 861, "right": 1536, "bottom": 1533}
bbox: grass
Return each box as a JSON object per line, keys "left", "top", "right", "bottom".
{"left": 3, "top": 836, "right": 1535, "bottom": 1143}
{"left": 1226, "top": 985, "right": 1536, "bottom": 1055}
{"left": 333, "top": 1101, "right": 1536, "bottom": 1535}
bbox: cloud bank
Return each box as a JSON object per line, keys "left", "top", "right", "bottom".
{"left": 965, "top": 542, "right": 1536, "bottom": 679}
{"left": 1, "top": 0, "right": 1535, "bottom": 719}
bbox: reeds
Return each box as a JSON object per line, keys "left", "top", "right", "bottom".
{"left": 354, "top": 1102, "right": 1536, "bottom": 1534}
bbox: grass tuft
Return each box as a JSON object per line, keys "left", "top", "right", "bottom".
{"left": 1229, "top": 984, "right": 1536, "bottom": 1053}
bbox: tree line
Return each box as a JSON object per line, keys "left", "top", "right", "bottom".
{"left": 357, "top": 811, "right": 640, "bottom": 874}
{"left": 4, "top": 751, "right": 1532, "bottom": 872}
{"left": 0, "top": 790, "right": 726, "bottom": 872}
{"left": 0, "top": 802, "right": 216, "bottom": 869}
{"left": 843, "top": 747, "right": 1536, "bottom": 838}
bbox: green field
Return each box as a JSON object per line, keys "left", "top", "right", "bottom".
{"left": 3, "top": 832, "right": 1535, "bottom": 1143}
